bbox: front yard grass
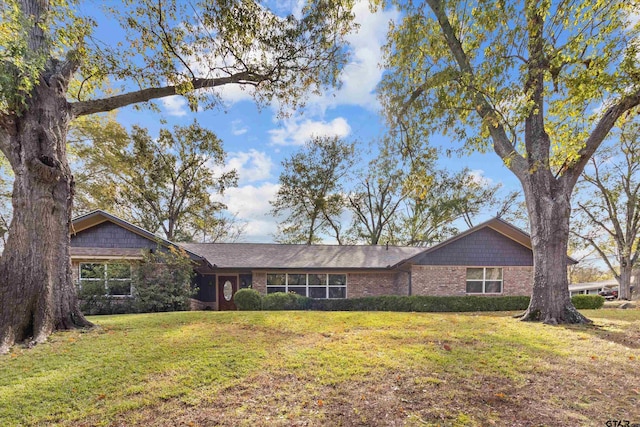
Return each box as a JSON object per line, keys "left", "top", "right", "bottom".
{"left": 1, "top": 309, "right": 639, "bottom": 426}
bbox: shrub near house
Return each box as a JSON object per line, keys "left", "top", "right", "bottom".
{"left": 78, "top": 247, "right": 195, "bottom": 315}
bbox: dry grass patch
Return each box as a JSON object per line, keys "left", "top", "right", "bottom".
{"left": 1, "top": 310, "right": 639, "bottom": 426}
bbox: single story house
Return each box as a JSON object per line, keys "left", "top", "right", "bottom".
{"left": 71, "top": 210, "right": 542, "bottom": 310}
{"left": 568, "top": 278, "right": 625, "bottom": 297}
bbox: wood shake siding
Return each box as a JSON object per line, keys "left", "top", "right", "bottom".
{"left": 411, "top": 227, "right": 533, "bottom": 266}
{"left": 71, "top": 221, "right": 156, "bottom": 249}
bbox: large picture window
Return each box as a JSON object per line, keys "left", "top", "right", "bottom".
{"left": 266, "top": 273, "right": 346, "bottom": 299}
{"left": 79, "top": 263, "right": 133, "bottom": 296}
{"left": 466, "top": 267, "right": 502, "bottom": 294}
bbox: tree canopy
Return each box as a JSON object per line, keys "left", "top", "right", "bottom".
{"left": 271, "top": 136, "right": 355, "bottom": 244}
{"left": 378, "top": 0, "right": 640, "bottom": 323}
{"left": 70, "top": 117, "right": 241, "bottom": 242}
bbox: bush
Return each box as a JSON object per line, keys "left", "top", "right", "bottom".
{"left": 262, "top": 292, "right": 311, "bottom": 310}
{"left": 78, "top": 281, "right": 136, "bottom": 315}
{"left": 310, "top": 295, "right": 531, "bottom": 312}
{"left": 133, "top": 246, "right": 196, "bottom": 313}
{"left": 234, "top": 289, "right": 263, "bottom": 310}
{"left": 571, "top": 294, "right": 604, "bottom": 309}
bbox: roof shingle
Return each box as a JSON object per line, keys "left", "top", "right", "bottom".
{"left": 181, "top": 243, "right": 425, "bottom": 269}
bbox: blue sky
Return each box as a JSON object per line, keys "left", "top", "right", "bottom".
{"left": 89, "top": 0, "right": 523, "bottom": 243}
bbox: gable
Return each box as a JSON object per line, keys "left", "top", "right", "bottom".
{"left": 409, "top": 227, "right": 533, "bottom": 266}
{"left": 71, "top": 221, "right": 157, "bottom": 250}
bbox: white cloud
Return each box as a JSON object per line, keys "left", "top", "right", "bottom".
{"left": 221, "top": 182, "right": 281, "bottom": 242}
{"left": 216, "top": 84, "right": 255, "bottom": 105}
{"left": 196, "top": 0, "right": 398, "bottom": 112}
{"left": 269, "top": 117, "right": 351, "bottom": 146}
{"left": 161, "top": 95, "right": 188, "bottom": 116}
{"left": 225, "top": 149, "right": 274, "bottom": 184}
{"left": 231, "top": 119, "right": 248, "bottom": 136}
{"left": 306, "top": 1, "right": 400, "bottom": 113}
{"left": 468, "top": 169, "right": 494, "bottom": 186}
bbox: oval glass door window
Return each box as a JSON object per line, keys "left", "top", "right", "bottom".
{"left": 223, "top": 280, "right": 233, "bottom": 301}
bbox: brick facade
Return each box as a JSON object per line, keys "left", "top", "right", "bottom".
{"left": 347, "top": 271, "right": 409, "bottom": 298}
{"left": 252, "top": 271, "right": 267, "bottom": 294}
{"left": 250, "top": 270, "right": 409, "bottom": 298}
{"left": 411, "top": 265, "right": 533, "bottom": 296}
{"left": 502, "top": 266, "right": 534, "bottom": 296}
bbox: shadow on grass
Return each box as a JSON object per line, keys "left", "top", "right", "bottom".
{"left": 562, "top": 322, "right": 640, "bottom": 349}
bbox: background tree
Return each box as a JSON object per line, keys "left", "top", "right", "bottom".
{"left": 271, "top": 136, "right": 356, "bottom": 244}
{"left": 348, "top": 156, "right": 405, "bottom": 245}
{"left": 70, "top": 118, "right": 240, "bottom": 242}
{"left": 0, "top": 0, "right": 355, "bottom": 353}
{"left": 571, "top": 116, "right": 640, "bottom": 300}
{"left": 379, "top": 0, "right": 640, "bottom": 323}
{"left": 390, "top": 167, "right": 502, "bottom": 245}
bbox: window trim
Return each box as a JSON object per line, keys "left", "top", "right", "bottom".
{"left": 79, "top": 262, "right": 133, "bottom": 297}
{"left": 266, "top": 272, "right": 347, "bottom": 299}
{"left": 465, "top": 267, "right": 503, "bottom": 295}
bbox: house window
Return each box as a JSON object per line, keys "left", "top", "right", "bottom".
{"left": 79, "top": 263, "right": 133, "bottom": 296}
{"left": 266, "top": 273, "right": 347, "bottom": 299}
{"left": 466, "top": 267, "right": 502, "bottom": 294}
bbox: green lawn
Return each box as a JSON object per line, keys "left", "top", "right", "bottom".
{"left": 1, "top": 310, "right": 639, "bottom": 426}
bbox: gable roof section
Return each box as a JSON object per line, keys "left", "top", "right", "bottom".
{"left": 181, "top": 242, "right": 425, "bottom": 270}
{"left": 393, "top": 217, "right": 576, "bottom": 267}
{"left": 70, "top": 212, "right": 575, "bottom": 270}
{"left": 71, "top": 210, "right": 205, "bottom": 263}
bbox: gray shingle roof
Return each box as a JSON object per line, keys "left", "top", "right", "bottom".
{"left": 181, "top": 243, "right": 425, "bottom": 269}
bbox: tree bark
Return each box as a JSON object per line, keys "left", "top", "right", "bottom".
{"left": 618, "top": 258, "right": 632, "bottom": 300}
{"left": 0, "top": 66, "right": 92, "bottom": 354}
{"left": 518, "top": 172, "right": 591, "bottom": 324}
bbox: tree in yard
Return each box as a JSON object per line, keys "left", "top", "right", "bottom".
{"left": 70, "top": 117, "right": 240, "bottom": 242}
{"left": 0, "top": 0, "right": 355, "bottom": 352}
{"left": 271, "top": 136, "right": 356, "bottom": 244}
{"left": 379, "top": 0, "right": 640, "bottom": 323}
{"left": 348, "top": 156, "right": 405, "bottom": 245}
{"left": 389, "top": 167, "right": 502, "bottom": 246}
{"left": 571, "top": 116, "right": 640, "bottom": 300}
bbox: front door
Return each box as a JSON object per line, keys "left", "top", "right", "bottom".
{"left": 218, "top": 275, "right": 238, "bottom": 310}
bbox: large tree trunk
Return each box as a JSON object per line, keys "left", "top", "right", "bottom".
{"left": 0, "top": 65, "right": 92, "bottom": 354}
{"left": 618, "top": 259, "right": 633, "bottom": 300}
{"left": 518, "top": 175, "right": 591, "bottom": 324}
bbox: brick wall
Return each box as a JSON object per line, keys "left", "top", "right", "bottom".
{"left": 250, "top": 270, "right": 408, "bottom": 298}
{"left": 411, "top": 266, "right": 467, "bottom": 296}
{"left": 411, "top": 265, "right": 533, "bottom": 296}
{"left": 346, "top": 271, "right": 409, "bottom": 298}
{"left": 252, "top": 271, "right": 267, "bottom": 294}
{"left": 502, "top": 266, "right": 533, "bottom": 296}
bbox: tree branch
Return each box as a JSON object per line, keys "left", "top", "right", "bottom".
{"left": 70, "top": 73, "right": 264, "bottom": 117}
{"left": 425, "top": 0, "right": 527, "bottom": 177}
{"left": 562, "top": 88, "right": 640, "bottom": 188}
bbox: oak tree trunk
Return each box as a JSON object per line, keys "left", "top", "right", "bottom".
{"left": 518, "top": 173, "right": 591, "bottom": 324}
{"left": 618, "top": 260, "right": 632, "bottom": 300}
{"left": 0, "top": 66, "right": 92, "bottom": 354}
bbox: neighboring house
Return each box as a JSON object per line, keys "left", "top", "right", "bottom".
{"left": 568, "top": 279, "right": 621, "bottom": 297}
{"left": 71, "top": 210, "right": 545, "bottom": 311}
